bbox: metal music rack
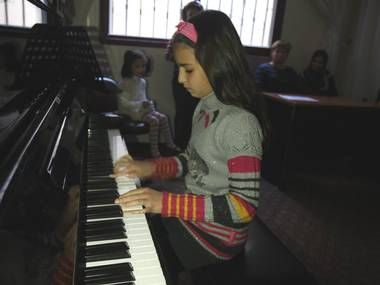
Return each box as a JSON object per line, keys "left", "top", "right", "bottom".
{"left": 14, "top": 24, "right": 104, "bottom": 91}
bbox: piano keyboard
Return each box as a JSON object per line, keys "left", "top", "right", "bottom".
{"left": 74, "top": 128, "right": 167, "bottom": 285}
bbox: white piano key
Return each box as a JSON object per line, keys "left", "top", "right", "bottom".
{"left": 82, "top": 129, "right": 166, "bottom": 284}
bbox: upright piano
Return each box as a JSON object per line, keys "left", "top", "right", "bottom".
{"left": 0, "top": 23, "right": 169, "bottom": 285}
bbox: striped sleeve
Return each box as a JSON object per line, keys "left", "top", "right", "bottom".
{"left": 151, "top": 157, "right": 181, "bottom": 179}
{"left": 161, "top": 192, "right": 205, "bottom": 220}
{"left": 223, "top": 155, "right": 260, "bottom": 223}
{"left": 151, "top": 153, "right": 189, "bottom": 179}
{"left": 160, "top": 155, "right": 261, "bottom": 224}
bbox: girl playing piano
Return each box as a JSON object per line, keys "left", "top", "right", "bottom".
{"left": 118, "top": 49, "right": 179, "bottom": 158}
{"left": 113, "top": 10, "right": 269, "bottom": 283}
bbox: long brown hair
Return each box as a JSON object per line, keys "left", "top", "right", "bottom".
{"left": 172, "top": 10, "right": 270, "bottom": 141}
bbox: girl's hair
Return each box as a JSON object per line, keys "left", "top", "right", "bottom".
{"left": 181, "top": 1, "right": 204, "bottom": 20}
{"left": 310, "top": 49, "right": 329, "bottom": 69}
{"left": 121, "top": 49, "right": 152, "bottom": 78}
{"left": 172, "top": 10, "right": 269, "bottom": 141}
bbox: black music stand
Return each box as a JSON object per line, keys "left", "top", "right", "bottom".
{"left": 12, "top": 24, "right": 112, "bottom": 112}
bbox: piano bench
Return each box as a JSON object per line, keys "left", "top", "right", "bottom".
{"left": 192, "top": 217, "right": 317, "bottom": 285}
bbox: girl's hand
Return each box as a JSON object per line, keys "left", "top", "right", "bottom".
{"left": 115, "top": 187, "right": 163, "bottom": 214}
{"left": 113, "top": 155, "right": 155, "bottom": 178}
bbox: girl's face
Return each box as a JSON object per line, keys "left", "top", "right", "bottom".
{"left": 174, "top": 44, "right": 213, "bottom": 98}
{"left": 311, "top": 56, "right": 325, "bottom": 72}
{"left": 132, "top": 58, "right": 147, "bottom": 77}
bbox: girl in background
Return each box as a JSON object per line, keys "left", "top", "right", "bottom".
{"left": 303, "top": 49, "right": 338, "bottom": 96}
{"left": 118, "top": 49, "right": 179, "bottom": 158}
{"left": 114, "top": 10, "right": 269, "bottom": 284}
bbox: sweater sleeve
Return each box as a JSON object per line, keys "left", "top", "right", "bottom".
{"left": 161, "top": 113, "right": 262, "bottom": 225}
{"left": 150, "top": 153, "right": 189, "bottom": 179}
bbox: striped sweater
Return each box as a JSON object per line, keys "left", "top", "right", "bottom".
{"left": 154, "top": 93, "right": 263, "bottom": 259}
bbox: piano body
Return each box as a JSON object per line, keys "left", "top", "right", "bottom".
{"left": 0, "top": 21, "right": 169, "bottom": 285}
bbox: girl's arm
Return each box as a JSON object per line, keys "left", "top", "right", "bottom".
{"left": 161, "top": 113, "right": 262, "bottom": 226}
{"left": 161, "top": 157, "right": 260, "bottom": 225}
{"left": 113, "top": 153, "right": 189, "bottom": 180}
{"left": 118, "top": 92, "right": 143, "bottom": 110}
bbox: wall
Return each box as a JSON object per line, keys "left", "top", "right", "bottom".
{"left": 70, "top": 0, "right": 336, "bottom": 126}
{"left": 281, "top": 0, "right": 328, "bottom": 73}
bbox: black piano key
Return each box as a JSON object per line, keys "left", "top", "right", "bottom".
{"left": 85, "top": 219, "right": 125, "bottom": 232}
{"left": 86, "top": 160, "right": 113, "bottom": 167}
{"left": 84, "top": 262, "right": 133, "bottom": 275}
{"left": 85, "top": 242, "right": 130, "bottom": 262}
{"left": 87, "top": 164, "right": 113, "bottom": 170}
{"left": 85, "top": 222, "right": 125, "bottom": 233}
{"left": 84, "top": 272, "right": 135, "bottom": 285}
{"left": 85, "top": 264, "right": 134, "bottom": 284}
{"left": 84, "top": 263, "right": 134, "bottom": 284}
{"left": 86, "top": 196, "right": 117, "bottom": 206}
{"left": 86, "top": 176, "right": 114, "bottom": 180}
{"left": 85, "top": 181, "right": 117, "bottom": 188}
{"left": 85, "top": 178, "right": 116, "bottom": 184}
{"left": 85, "top": 241, "right": 129, "bottom": 256}
{"left": 85, "top": 185, "right": 117, "bottom": 191}
{"left": 85, "top": 231, "right": 127, "bottom": 242}
{"left": 86, "top": 193, "right": 117, "bottom": 202}
{"left": 86, "top": 190, "right": 119, "bottom": 201}
{"left": 85, "top": 205, "right": 123, "bottom": 219}
{"left": 86, "top": 172, "right": 113, "bottom": 178}
{"left": 86, "top": 194, "right": 118, "bottom": 205}
{"left": 86, "top": 169, "right": 113, "bottom": 175}
{"left": 86, "top": 186, "right": 117, "bottom": 193}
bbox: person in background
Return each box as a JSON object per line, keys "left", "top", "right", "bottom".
{"left": 113, "top": 10, "right": 269, "bottom": 284}
{"left": 118, "top": 49, "right": 179, "bottom": 158}
{"left": 303, "top": 49, "right": 338, "bottom": 97}
{"left": 255, "top": 40, "right": 303, "bottom": 94}
{"left": 166, "top": 0, "right": 204, "bottom": 150}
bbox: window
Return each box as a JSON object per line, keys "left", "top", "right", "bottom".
{"left": 101, "top": 0, "right": 286, "bottom": 52}
{"left": 0, "top": 0, "right": 47, "bottom": 28}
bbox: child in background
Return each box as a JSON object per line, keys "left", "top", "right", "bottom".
{"left": 113, "top": 10, "right": 269, "bottom": 283}
{"left": 255, "top": 40, "right": 302, "bottom": 93}
{"left": 303, "top": 49, "right": 338, "bottom": 96}
{"left": 118, "top": 49, "right": 179, "bottom": 158}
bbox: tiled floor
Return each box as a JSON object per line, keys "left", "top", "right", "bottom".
{"left": 258, "top": 173, "right": 380, "bottom": 285}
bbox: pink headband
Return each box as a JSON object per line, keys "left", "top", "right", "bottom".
{"left": 175, "top": 20, "right": 198, "bottom": 43}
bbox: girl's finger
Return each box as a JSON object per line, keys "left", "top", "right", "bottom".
{"left": 116, "top": 196, "right": 144, "bottom": 206}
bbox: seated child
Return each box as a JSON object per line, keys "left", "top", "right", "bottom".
{"left": 118, "top": 49, "right": 179, "bottom": 157}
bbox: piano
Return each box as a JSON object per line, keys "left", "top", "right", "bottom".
{"left": 73, "top": 119, "right": 167, "bottom": 285}
{"left": 0, "top": 20, "right": 169, "bottom": 285}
